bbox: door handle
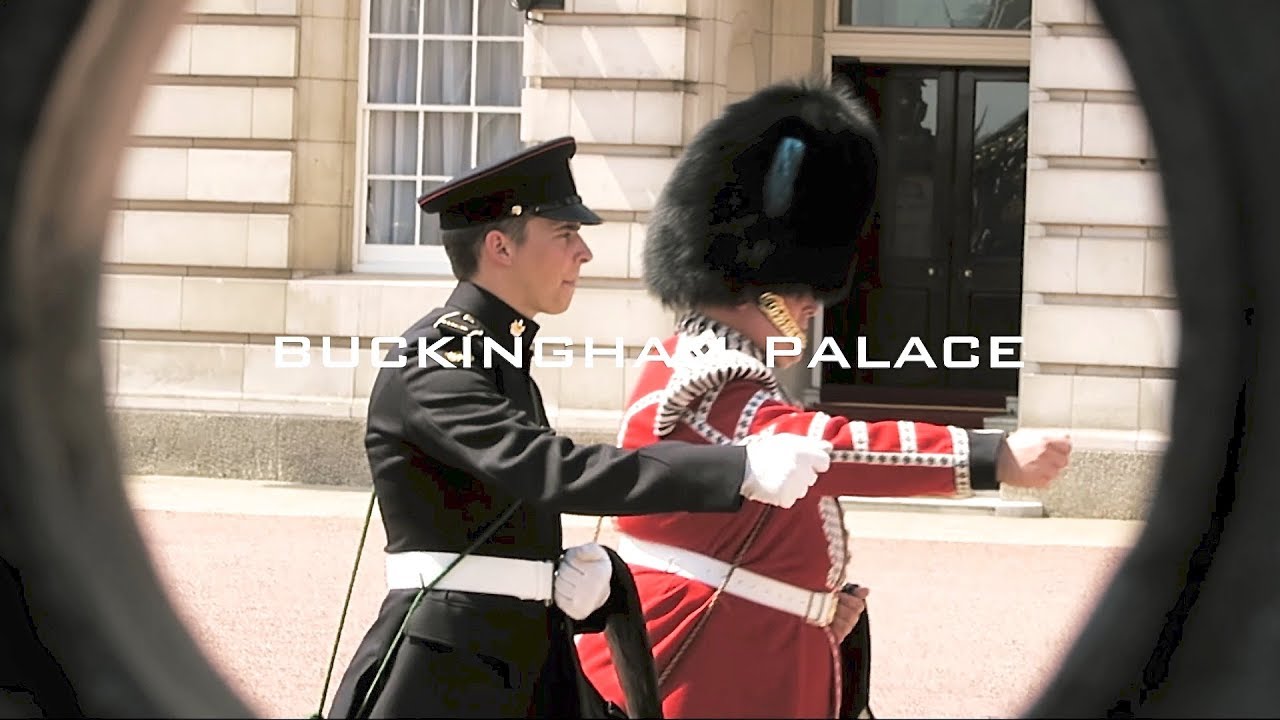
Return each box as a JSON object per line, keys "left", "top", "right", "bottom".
{"left": 963, "top": 268, "right": 973, "bottom": 278}
{"left": 927, "top": 267, "right": 936, "bottom": 276}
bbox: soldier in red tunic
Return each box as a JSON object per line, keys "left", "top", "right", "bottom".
{"left": 574, "top": 79, "right": 1072, "bottom": 719}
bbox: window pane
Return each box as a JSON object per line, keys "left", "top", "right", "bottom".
{"left": 370, "top": 0, "right": 419, "bottom": 34}
{"left": 423, "top": 0, "right": 473, "bottom": 35}
{"left": 422, "top": 112, "right": 473, "bottom": 176}
{"left": 968, "top": 79, "right": 1028, "bottom": 259}
{"left": 883, "top": 75, "right": 939, "bottom": 260}
{"left": 368, "top": 111, "right": 420, "bottom": 176}
{"left": 361, "top": 0, "right": 529, "bottom": 256}
{"left": 839, "top": 0, "right": 1031, "bottom": 30}
{"left": 421, "top": 41, "right": 472, "bottom": 105}
{"left": 367, "top": 39, "right": 418, "bottom": 104}
{"left": 478, "top": 0, "right": 524, "bottom": 36}
{"left": 476, "top": 113, "right": 521, "bottom": 167}
{"left": 366, "top": 180, "right": 418, "bottom": 245}
{"left": 419, "top": 181, "right": 445, "bottom": 246}
{"left": 475, "top": 41, "right": 522, "bottom": 106}
{"left": 838, "top": 0, "right": 853, "bottom": 25}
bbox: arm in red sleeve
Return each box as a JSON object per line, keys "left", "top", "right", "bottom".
{"left": 709, "top": 381, "right": 1006, "bottom": 498}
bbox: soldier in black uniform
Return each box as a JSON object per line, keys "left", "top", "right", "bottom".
{"left": 326, "top": 136, "right": 834, "bottom": 719}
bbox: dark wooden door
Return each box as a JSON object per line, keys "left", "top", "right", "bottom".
{"left": 822, "top": 61, "right": 1029, "bottom": 413}
{"left": 948, "top": 69, "right": 1029, "bottom": 393}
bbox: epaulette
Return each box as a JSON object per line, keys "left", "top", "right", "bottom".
{"left": 428, "top": 310, "right": 487, "bottom": 367}
{"left": 432, "top": 310, "right": 485, "bottom": 338}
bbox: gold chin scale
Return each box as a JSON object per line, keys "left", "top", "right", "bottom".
{"left": 756, "top": 291, "right": 807, "bottom": 352}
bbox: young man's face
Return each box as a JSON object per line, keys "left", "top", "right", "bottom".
{"left": 510, "top": 216, "right": 593, "bottom": 315}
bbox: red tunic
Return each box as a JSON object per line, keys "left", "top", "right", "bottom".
{"left": 576, "top": 317, "right": 996, "bottom": 718}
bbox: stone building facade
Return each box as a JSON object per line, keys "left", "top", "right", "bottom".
{"left": 101, "top": 0, "right": 1172, "bottom": 519}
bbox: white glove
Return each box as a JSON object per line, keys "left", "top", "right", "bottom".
{"left": 739, "top": 434, "right": 832, "bottom": 508}
{"left": 553, "top": 543, "right": 613, "bottom": 620}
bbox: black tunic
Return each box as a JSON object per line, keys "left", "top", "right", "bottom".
{"left": 327, "top": 281, "right": 749, "bottom": 719}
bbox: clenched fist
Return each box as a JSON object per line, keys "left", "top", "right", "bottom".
{"left": 553, "top": 543, "right": 613, "bottom": 620}
{"left": 829, "top": 585, "right": 869, "bottom": 642}
{"left": 997, "top": 430, "right": 1072, "bottom": 489}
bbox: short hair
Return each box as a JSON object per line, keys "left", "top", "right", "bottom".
{"left": 440, "top": 214, "right": 529, "bottom": 280}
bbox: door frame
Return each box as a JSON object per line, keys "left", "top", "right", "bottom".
{"left": 809, "top": 57, "right": 1030, "bottom": 422}
{"left": 822, "top": 30, "right": 1030, "bottom": 68}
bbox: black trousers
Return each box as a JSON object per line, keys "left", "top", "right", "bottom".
{"left": 364, "top": 634, "right": 539, "bottom": 719}
{"left": 330, "top": 590, "right": 566, "bottom": 720}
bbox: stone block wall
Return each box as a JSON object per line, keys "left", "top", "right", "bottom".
{"left": 1006, "top": 0, "right": 1173, "bottom": 518}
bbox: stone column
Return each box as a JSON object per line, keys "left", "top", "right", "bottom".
{"left": 289, "top": 0, "right": 362, "bottom": 273}
{"left": 1014, "top": 0, "right": 1174, "bottom": 518}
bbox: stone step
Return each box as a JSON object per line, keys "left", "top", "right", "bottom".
{"left": 983, "top": 413, "right": 1018, "bottom": 432}
{"left": 839, "top": 491, "right": 1044, "bottom": 518}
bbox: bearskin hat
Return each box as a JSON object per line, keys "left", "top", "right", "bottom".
{"left": 644, "top": 77, "right": 879, "bottom": 309}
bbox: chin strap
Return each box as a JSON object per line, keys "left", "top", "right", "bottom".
{"left": 756, "top": 291, "right": 808, "bottom": 352}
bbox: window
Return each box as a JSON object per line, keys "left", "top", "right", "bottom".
{"left": 836, "top": 0, "right": 1031, "bottom": 30}
{"left": 355, "top": 0, "right": 526, "bottom": 273}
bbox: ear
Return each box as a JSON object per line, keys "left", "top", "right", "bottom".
{"left": 483, "top": 228, "right": 515, "bottom": 267}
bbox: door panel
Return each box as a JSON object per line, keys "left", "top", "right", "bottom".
{"left": 954, "top": 291, "right": 1022, "bottom": 390}
{"left": 858, "top": 286, "right": 939, "bottom": 388}
{"left": 823, "top": 60, "right": 1027, "bottom": 409}
{"left": 947, "top": 71, "right": 1028, "bottom": 392}
{"left": 824, "top": 64, "right": 954, "bottom": 389}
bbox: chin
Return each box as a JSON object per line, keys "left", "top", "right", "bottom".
{"left": 544, "top": 294, "right": 574, "bottom": 315}
{"left": 536, "top": 278, "right": 583, "bottom": 314}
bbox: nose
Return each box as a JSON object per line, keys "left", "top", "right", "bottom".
{"left": 576, "top": 234, "right": 593, "bottom": 263}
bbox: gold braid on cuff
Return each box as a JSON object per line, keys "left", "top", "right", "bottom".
{"left": 757, "top": 291, "right": 807, "bottom": 352}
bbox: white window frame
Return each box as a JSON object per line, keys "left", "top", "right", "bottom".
{"left": 351, "top": 0, "right": 526, "bottom": 276}
{"left": 824, "top": 0, "right": 1031, "bottom": 68}
{"left": 828, "top": 0, "right": 1033, "bottom": 34}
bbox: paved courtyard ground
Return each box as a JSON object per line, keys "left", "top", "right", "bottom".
{"left": 125, "top": 476, "right": 1140, "bottom": 719}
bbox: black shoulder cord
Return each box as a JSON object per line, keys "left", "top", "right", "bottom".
{"left": 311, "top": 489, "right": 377, "bottom": 719}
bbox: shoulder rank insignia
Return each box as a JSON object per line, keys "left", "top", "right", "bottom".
{"left": 442, "top": 350, "right": 466, "bottom": 364}
{"left": 510, "top": 318, "right": 525, "bottom": 337}
{"left": 433, "top": 310, "right": 484, "bottom": 337}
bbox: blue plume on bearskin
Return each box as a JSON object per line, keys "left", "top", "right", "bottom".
{"left": 643, "top": 77, "right": 879, "bottom": 309}
{"left": 763, "top": 136, "right": 807, "bottom": 219}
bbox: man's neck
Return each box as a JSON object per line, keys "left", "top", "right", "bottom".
{"left": 467, "top": 274, "right": 535, "bottom": 319}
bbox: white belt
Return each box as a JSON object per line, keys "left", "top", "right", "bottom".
{"left": 384, "top": 551, "right": 555, "bottom": 603}
{"left": 615, "top": 534, "right": 838, "bottom": 627}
